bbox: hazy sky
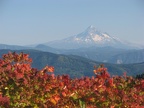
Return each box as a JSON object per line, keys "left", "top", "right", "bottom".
{"left": 0, "top": 0, "right": 144, "bottom": 45}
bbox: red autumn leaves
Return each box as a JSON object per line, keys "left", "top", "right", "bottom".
{"left": 41, "top": 65, "right": 54, "bottom": 73}
{"left": 0, "top": 52, "right": 144, "bottom": 108}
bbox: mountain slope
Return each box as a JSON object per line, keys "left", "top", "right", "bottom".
{"left": 0, "top": 49, "right": 143, "bottom": 78}
{"left": 34, "top": 44, "right": 144, "bottom": 64}
{"left": 108, "top": 49, "right": 144, "bottom": 64}
{"left": 34, "top": 44, "right": 61, "bottom": 54}
{"left": 59, "top": 46, "right": 127, "bottom": 63}
{"left": 60, "top": 47, "right": 144, "bottom": 64}
{"left": 1, "top": 42, "right": 143, "bottom": 64}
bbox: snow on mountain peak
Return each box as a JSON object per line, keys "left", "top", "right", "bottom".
{"left": 86, "top": 25, "right": 96, "bottom": 31}
{"left": 85, "top": 25, "right": 99, "bottom": 35}
{"left": 46, "top": 25, "right": 131, "bottom": 49}
{"left": 74, "top": 26, "right": 115, "bottom": 43}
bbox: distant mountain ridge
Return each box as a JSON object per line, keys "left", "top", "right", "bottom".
{"left": 0, "top": 43, "right": 144, "bottom": 64}
{"left": 0, "top": 26, "right": 144, "bottom": 64}
{"left": 0, "top": 44, "right": 30, "bottom": 50}
{"left": 0, "top": 49, "right": 144, "bottom": 78}
{"left": 108, "top": 49, "right": 144, "bottom": 64}
{"left": 45, "top": 25, "right": 138, "bottom": 49}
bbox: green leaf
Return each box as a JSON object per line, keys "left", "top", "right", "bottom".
{"left": 79, "top": 99, "right": 86, "bottom": 108}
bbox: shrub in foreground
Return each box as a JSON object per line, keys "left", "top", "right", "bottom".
{"left": 0, "top": 52, "right": 144, "bottom": 108}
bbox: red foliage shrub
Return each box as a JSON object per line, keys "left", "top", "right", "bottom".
{"left": 0, "top": 52, "right": 143, "bottom": 107}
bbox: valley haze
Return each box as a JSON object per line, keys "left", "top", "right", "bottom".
{"left": 0, "top": 25, "right": 144, "bottom": 65}
{"left": 0, "top": 25, "right": 144, "bottom": 77}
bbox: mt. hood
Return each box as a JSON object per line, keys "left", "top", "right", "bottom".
{"left": 46, "top": 26, "right": 132, "bottom": 49}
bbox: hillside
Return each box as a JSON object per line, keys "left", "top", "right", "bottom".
{"left": 108, "top": 49, "right": 144, "bottom": 64}
{"left": 0, "top": 49, "right": 143, "bottom": 78}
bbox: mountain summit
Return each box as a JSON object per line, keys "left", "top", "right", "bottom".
{"left": 68, "top": 25, "right": 120, "bottom": 43}
{"left": 46, "top": 26, "right": 132, "bottom": 49}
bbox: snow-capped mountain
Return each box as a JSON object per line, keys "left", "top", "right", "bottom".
{"left": 64, "top": 25, "right": 123, "bottom": 44}
{"left": 45, "top": 26, "right": 137, "bottom": 49}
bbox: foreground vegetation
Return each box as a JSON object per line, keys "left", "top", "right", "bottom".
{"left": 0, "top": 52, "right": 144, "bottom": 108}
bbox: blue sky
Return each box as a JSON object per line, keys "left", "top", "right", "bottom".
{"left": 0, "top": 0, "right": 144, "bottom": 45}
